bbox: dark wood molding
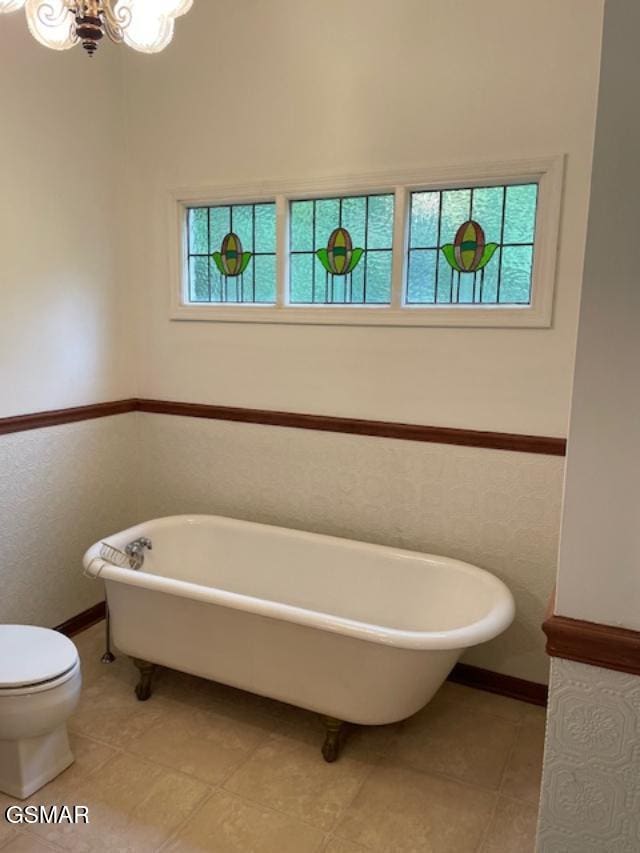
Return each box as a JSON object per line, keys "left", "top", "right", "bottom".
{"left": 136, "top": 398, "right": 567, "bottom": 456}
{"left": 543, "top": 610, "right": 640, "bottom": 677}
{"left": 55, "top": 601, "right": 106, "bottom": 638}
{"left": 0, "top": 396, "right": 567, "bottom": 456}
{"left": 448, "top": 662, "right": 548, "bottom": 706}
{"left": 0, "top": 399, "right": 136, "bottom": 436}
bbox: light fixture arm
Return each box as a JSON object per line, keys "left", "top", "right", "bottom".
{"left": 101, "top": 1, "right": 131, "bottom": 45}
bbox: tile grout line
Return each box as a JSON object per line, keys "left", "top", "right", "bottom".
{"left": 16, "top": 829, "right": 67, "bottom": 851}
{"left": 0, "top": 833, "right": 17, "bottom": 851}
{"left": 155, "top": 785, "right": 218, "bottom": 853}
{"left": 324, "top": 750, "right": 383, "bottom": 843}
{"left": 474, "top": 716, "right": 527, "bottom": 852}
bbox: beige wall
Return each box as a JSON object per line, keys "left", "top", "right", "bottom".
{"left": 0, "top": 2, "right": 607, "bottom": 683}
{"left": 554, "top": 0, "right": 640, "bottom": 630}
{"left": 124, "top": 0, "right": 603, "bottom": 435}
{"left": 539, "top": 3, "right": 640, "bottom": 848}
{"left": 0, "top": 14, "right": 134, "bottom": 418}
{"left": 0, "top": 415, "right": 139, "bottom": 627}
{"left": 0, "top": 20, "right": 138, "bottom": 625}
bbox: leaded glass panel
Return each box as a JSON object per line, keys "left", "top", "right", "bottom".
{"left": 406, "top": 183, "right": 538, "bottom": 305}
{"left": 289, "top": 194, "right": 394, "bottom": 304}
{"left": 186, "top": 202, "right": 277, "bottom": 304}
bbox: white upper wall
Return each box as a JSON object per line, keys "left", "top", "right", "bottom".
{"left": 0, "top": 15, "right": 133, "bottom": 418}
{"left": 124, "top": 0, "right": 603, "bottom": 434}
{"left": 555, "top": 0, "right": 640, "bottom": 630}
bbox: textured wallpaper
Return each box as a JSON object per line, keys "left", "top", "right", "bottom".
{"left": 136, "top": 414, "right": 565, "bottom": 683}
{"left": 0, "top": 415, "right": 140, "bottom": 627}
{"left": 1, "top": 411, "right": 564, "bottom": 682}
{"left": 537, "top": 658, "right": 640, "bottom": 852}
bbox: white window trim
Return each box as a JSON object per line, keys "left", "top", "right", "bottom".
{"left": 168, "top": 155, "right": 564, "bottom": 328}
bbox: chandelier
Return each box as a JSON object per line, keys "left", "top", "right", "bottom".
{"left": 0, "top": 0, "right": 193, "bottom": 56}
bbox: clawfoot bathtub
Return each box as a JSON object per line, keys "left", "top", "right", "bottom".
{"left": 83, "top": 515, "right": 514, "bottom": 761}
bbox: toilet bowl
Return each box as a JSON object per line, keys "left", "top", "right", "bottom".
{"left": 0, "top": 625, "right": 82, "bottom": 799}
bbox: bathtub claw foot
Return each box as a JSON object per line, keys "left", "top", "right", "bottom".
{"left": 132, "top": 658, "right": 156, "bottom": 701}
{"left": 321, "top": 716, "right": 346, "bottom": 763}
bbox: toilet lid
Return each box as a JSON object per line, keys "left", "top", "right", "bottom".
{"left": 0, "top": 625, "right": 79, "bottom": 689}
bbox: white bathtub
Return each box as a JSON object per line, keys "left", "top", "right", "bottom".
{"left": 83, "top": 515, "right": 514, "bottom": 733}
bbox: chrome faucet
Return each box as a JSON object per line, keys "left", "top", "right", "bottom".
{"left": 124, "top": 537, "right": 152, "bottom": 570}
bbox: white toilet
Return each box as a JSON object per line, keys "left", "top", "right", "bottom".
{"left": 0, "top": 625, "right": 82, "bottom": 799}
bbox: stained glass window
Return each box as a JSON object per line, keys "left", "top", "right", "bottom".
{"left": 289, "top": 194, "right": 394, "bottom": 304}
{"left": 406, "top": 183, "right": 538, "bottom": 305}
{"left": 187, "top": 202, "right": 276, "bottom": 303}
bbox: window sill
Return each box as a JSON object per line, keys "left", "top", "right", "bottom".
{"left": 170, "top": 302, "right": 552, "bottom": 328}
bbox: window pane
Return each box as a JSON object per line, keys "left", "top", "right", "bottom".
{"left": 499, "top": 245, "right": 533, "bottom": 303}
{"left": 188, "top": 208, "right": 208, "bottom": 255}
{"left": 367, "top": 195, "right": 394, "bottom": 249}
{"left": 365, "top": 251, "right": 392, "bottom": 303}
{"left": 504, "top": 184, "right": 538, "bottom": 244}
{"left": 406, "top": 182, "right": 538, "bottom": 306}
{"left": 289, "top": 253, "right": 314, "bottom": 303}
{"left": 186, "top": 202, "right": 276, "bottom": 304}
{"left": 409, "top": 192, "right": 440, "bottom": 248}
{"left": 289, "top": 193, "right": 394, "bottom": 305}
{"left": 406, "top": 249, "right": 437, "bottom": 304}
{"left": 441, "top": 189, "right": 472, "bottom": 242}
{"left": 471, "top": 186, "right": 504, "bottom": 245}
{"left": 189, "top": 256, "right": 209, "bottom": 301}
{"left": 253, "top": 254, "right": 277, "bottom": 303}
{"left": 255, "top": 203, "right": 276, "bottom": 254}
{"left": 290, "top": 200, "right": 313, "bottom": 252}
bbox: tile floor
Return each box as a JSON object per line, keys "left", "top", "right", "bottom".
{"left": 0, "top": 623, "right": 545, "bottom": 852}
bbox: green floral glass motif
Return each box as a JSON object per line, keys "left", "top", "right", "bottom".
{"left": 211, "top": 232, "right": 252, "bottom": 277}
{"left": 187, "top": 202, "right": 276, "bottom": 303}
{"left": 406, "top": 183, "right": 538, "bottom": 305}
{"left": 316, "top": 227, "right": 364, "bottom": 276}
{"left": 290, "top": 194, "right": 394, "bottom": 304}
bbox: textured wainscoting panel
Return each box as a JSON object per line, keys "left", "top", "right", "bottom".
{"left": 137, "top": 414, "right": 564, "bottom": 683}
{"left": 537, "top": 659, "right": 640, "bottom": 852}
{"left": 0, "top": 414, "right": 140, "bottom": 627}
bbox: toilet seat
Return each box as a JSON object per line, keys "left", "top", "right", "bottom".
{"left": 0, "top": 625, "right": 79, "bottom": 694}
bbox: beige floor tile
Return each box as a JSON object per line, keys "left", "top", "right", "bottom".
{"left": 523, "top": 704, "right": 548, "bottom": 727}
{"left": 501, "top": 714, "right": 545, "bottom": 804}
{"left": 26, "top": 752, "right": 209, "bottom": 853}
{"left": 224, "top": 730, "right": 376, "bottom": 832}
{"left": 336, "top": 759, "right": 496, "bottom": 853}
{"left": 163, "top": 789, "right": 324, "bottom": 853}
{"left": 480, "top": 796, "right": 538, "bottom": 852}
{"left": 68, "top": 672, "right": 177, "bottom": 749}
{"left": 127, "top": 698, "right": 275, "bottom": 786}
{"left": 439, "top": 682, "right": 532, "bottom": 723}
{"left": 1, "top": 835, "right": 61, "bottom": 852}
{"left": 386, "top": 689, "right": 519, "bottom": 789}
{"left": 0, "top": 826, "right": 18, "bottom": 849}
{"left": 323, "top": 836, "right": 367, "bottom": 853}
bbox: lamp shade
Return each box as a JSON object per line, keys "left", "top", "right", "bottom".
{"left": 0, "top": 0, "right": 26, "bottom": 12}
{"left": 24, "top": 0, "right": 77, "bottom": 49}
{"left": 116, "top": 0, "right": 192, "bottom": 53}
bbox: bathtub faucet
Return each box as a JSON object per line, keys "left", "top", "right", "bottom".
{"left": 124, "top": 537, "right": 152, "bottom": 570}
